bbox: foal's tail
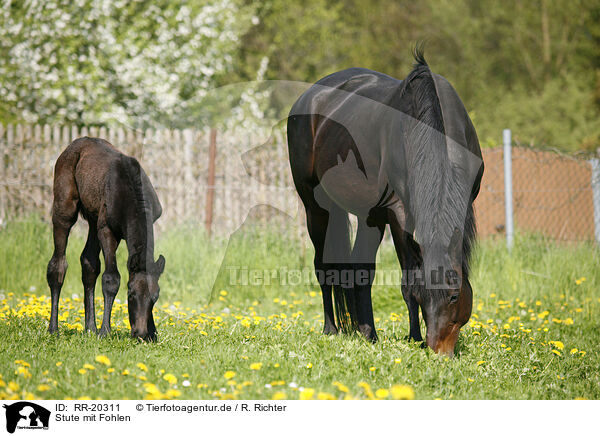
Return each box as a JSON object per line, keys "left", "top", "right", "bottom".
{"left": 326, "top": 206, "right": 358, "bottom": 334}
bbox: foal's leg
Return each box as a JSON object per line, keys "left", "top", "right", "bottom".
{"left": 351, "top": 219, "right": 384, "bottom": 342}
{"left": 80, "top": 222, "right": 101, "bottom": 333}
{"left": 98, "top": 225, "right": 121, "bottom": 337}
{"left": 389, "top": 220, "right": 423, "bottom": 342}
{"left": 47, "top": 192, "right": 79, "bottom": 334}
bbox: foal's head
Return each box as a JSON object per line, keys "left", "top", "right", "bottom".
{"left": 127, "top": 254, "right": 166, "bottom": 341}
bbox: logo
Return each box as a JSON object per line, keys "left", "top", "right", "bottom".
{"left": 2, "top": 402, "right": 50, "bottom": 434}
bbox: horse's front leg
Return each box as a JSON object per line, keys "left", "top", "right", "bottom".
{"left": 98, "top": 225, "right": 120, "bottom": 337}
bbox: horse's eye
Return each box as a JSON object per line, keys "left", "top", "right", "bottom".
{"left": 449, "top": 294, "right": 459, "bottom": 304}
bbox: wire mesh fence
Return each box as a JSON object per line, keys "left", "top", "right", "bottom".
{"left": 0, "top": 122, "right": 598, "bottom": 244}
{"left": 476, "top": 146, "right": 599, "bottom": 242}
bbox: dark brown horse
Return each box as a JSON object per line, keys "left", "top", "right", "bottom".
{"left": 287, "top": 49, "right": 483, "bottom": 355}
{"left": 47, "top": 137, "right": 165, "bottom": 341}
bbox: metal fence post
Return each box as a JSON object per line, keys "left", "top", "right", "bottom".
{"left": 503, "top": 129, "right": 514, "bottom": 251}
{"left": 590, "top": 158, "right": 600, "bottom": 245}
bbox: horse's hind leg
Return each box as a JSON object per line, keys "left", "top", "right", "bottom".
{"left": 305, "top": 203, "right": 338, "bottom": 335}
{"left": 389, "top": 217, "right": 423, "bottom": 342}
{"left": 98, "top": 224, "right": 120, "bottom": 337}
{"left": 351, "top": 219, "right": 384, "bottom": 342}
{"left": 80, "top": 222, "right": 101, "bottom": 333}
{"left": 47, "top": 179, "right": 79, "bottom": 334}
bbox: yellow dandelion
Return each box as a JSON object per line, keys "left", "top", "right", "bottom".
{"left": 165, "top": 389, "right": 181, "bottom": 398}
{"left": 95, "top": 355, "right": 111, "bottom": 366}
{"left": 224, "top": 371, "right": 236, "bottom": 380}
{"left": 476, "top": 360, "right": 486, "bottom": 366}
{"left": 83, "top": 363, "right": 96, "bottom": 370}
{"left": 137, "top": 362, "right": 148, "bottom": 372}
{"left": 272, "top": 391, "right": 287, "bottom": 400}
{"left": 250, "top": 362, "right": 263, "bottom": 370}
{"left": 78, "top": 368, "right": 87, "bottom": 375}
{"left": 37, "top": 384, "right": 51, "bottom": 392}
{"left": 122, "top": 369, "right": 130, "bottom": 376}
{"left": 468, "top": 378, "right": 474, "bottom": 382}
{"left": 8, "top": 381, "right": 19, "bottom": 392}
{"left": 549, "top": 341, "right": 565, "bottom": 350}
{"left": 391, "top": 385, "right": 415, "bottom": 400}
{"left": 369, "top": 366, "right": 376, "bottom": 372}
{"left": 163, "top": 373, "right": 177, "bottom": 385}
{"left": 305, "top": 363, "right": 313, "bottom": 369}
{"left": 394, "top": 358, "right": 402, "bottom": 364}
{"left": 551, "top": 350, "right": 562, "bottom": 356}
{"left": 358, "top": 382, "right": 375, "bottom": 399}
{"left": 299, "top": 388, "right": 315, "bottom": 400}
{"left": 317, "top": 392, "right": 336, "bottom": 400}
{"left": 375, "top": 388, "right": 389, "bottom": 399}
{"left": 55, "top": 362, "right": 62, "bottom": 367}
{"left": 333, "top": 381, "right": 349, "bottom": 393}
{"left": 107, "top": 368, "right": 115, "bottom": 373}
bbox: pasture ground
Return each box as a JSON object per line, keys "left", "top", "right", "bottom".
{"left": 0, "top": 218, "right": 598, "bottom": 400}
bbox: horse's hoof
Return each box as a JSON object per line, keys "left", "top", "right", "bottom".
{"left": 322, "top": 326, "right": 338, "bottom": 335}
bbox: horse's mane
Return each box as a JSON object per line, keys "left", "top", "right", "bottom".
{"left": 399, "top": 46, "right": 476, "bottom": 278}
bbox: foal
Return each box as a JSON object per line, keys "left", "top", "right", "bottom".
{"left": 47, "top": 137, "right": 165, "bottom": 341}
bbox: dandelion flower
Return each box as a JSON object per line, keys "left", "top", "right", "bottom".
{"left": 55, "top": 362, "right": 62, "bottom": 367}
{"left": 250, "top": 362, "right": 263, "bottom": 371}
{"left": 476, "top": 360, "right": 486, "bottom": 366}
{"left": 305, "top": 363, "right": 312, "bottom": 369}
{"left": 224, "top": 371, "right": 236, "bottom": 380}
{"left": 83, "top": 364, "right": 96, "bottom": 371}
{"left": 163, "top": 373, "right": 177, "bottom": 385}
{"left": 137, "top": 363, "right": 148, "bottom": 372}
{"left": 375, "top": 389, "right": 389, "bottom": 399}
{"left": 332, "top": 381, "right": 349, "bottom": 393}
{"left": 391, "top": 385, "right": 415, "bottom": 400}
{"left": 78, "top": 369, "right": 87, "bottom": 375}
{"left": 122, "top": 369, "right": 130, "bottom": 376}
{"left": 551, "top": 350, "right": 562, "bottom": 356}
{"left": 299, "top": 388, "right": 315, "bottom": 400}
{"left": 272, "top": 391, "right": 286, "bottom": 400}
{"left": 95, "top": 355, "right": 111, "bottom": 366}
{"left": 37, "top": 384, "right": 50, "bottom": 392}
{"left": 317, "top": 392, "right": 335, "bottom": 400}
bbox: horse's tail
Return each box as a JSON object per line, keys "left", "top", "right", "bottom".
{"left": 326, "top": 206, "right": 358, "bottom": 334}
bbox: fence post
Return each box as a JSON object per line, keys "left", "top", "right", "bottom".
{"left": 591, "top": 158, "right": 600, "bottom": 244}
{"left": 503, "top": 129, "right": 514, "bottom": 251}
{"left": 205, "top": 128, "right": 217, "bottom": 238}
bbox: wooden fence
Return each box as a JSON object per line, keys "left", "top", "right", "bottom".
{"left": 0, "top": 122, "right": 597, "bottom": 241}
{"left": 0, "top": 123, "right": 301, "bottom": 236}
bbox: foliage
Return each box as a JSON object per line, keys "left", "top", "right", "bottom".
{"left": 0, "top": 0, "right": 599, "bottom": 150}
{"left": 0, "top": 0, "right": 255, "bottom": 128}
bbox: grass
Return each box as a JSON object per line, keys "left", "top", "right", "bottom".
{"left": 0, "top": 217, "right": 599, "bottom": 400}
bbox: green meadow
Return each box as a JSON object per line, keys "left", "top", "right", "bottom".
{"left": 0, "top": 217, "right": 598, "bottom": 400}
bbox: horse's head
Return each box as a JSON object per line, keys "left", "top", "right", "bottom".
{"left": 127, "top": 254, "right": 166, "bottom": 341}
{"left": 417, "top": 228, "right": 472, "bottom": 356}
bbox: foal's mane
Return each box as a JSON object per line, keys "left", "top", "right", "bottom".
{"left": 122, "top": 156, "right": 154, "bottom": 273}
{"left": 399, "top": 46, "right": 476, "bottom": 278}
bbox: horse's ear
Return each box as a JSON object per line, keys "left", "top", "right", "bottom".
{"left": 448, "top": 227, "right": 462, "bottom": 260}
{"left": 155, "top": 255, "right": 166, "bottom": 276}
{"left": 128, "top": 252, "right": 141, "bottom": 273}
